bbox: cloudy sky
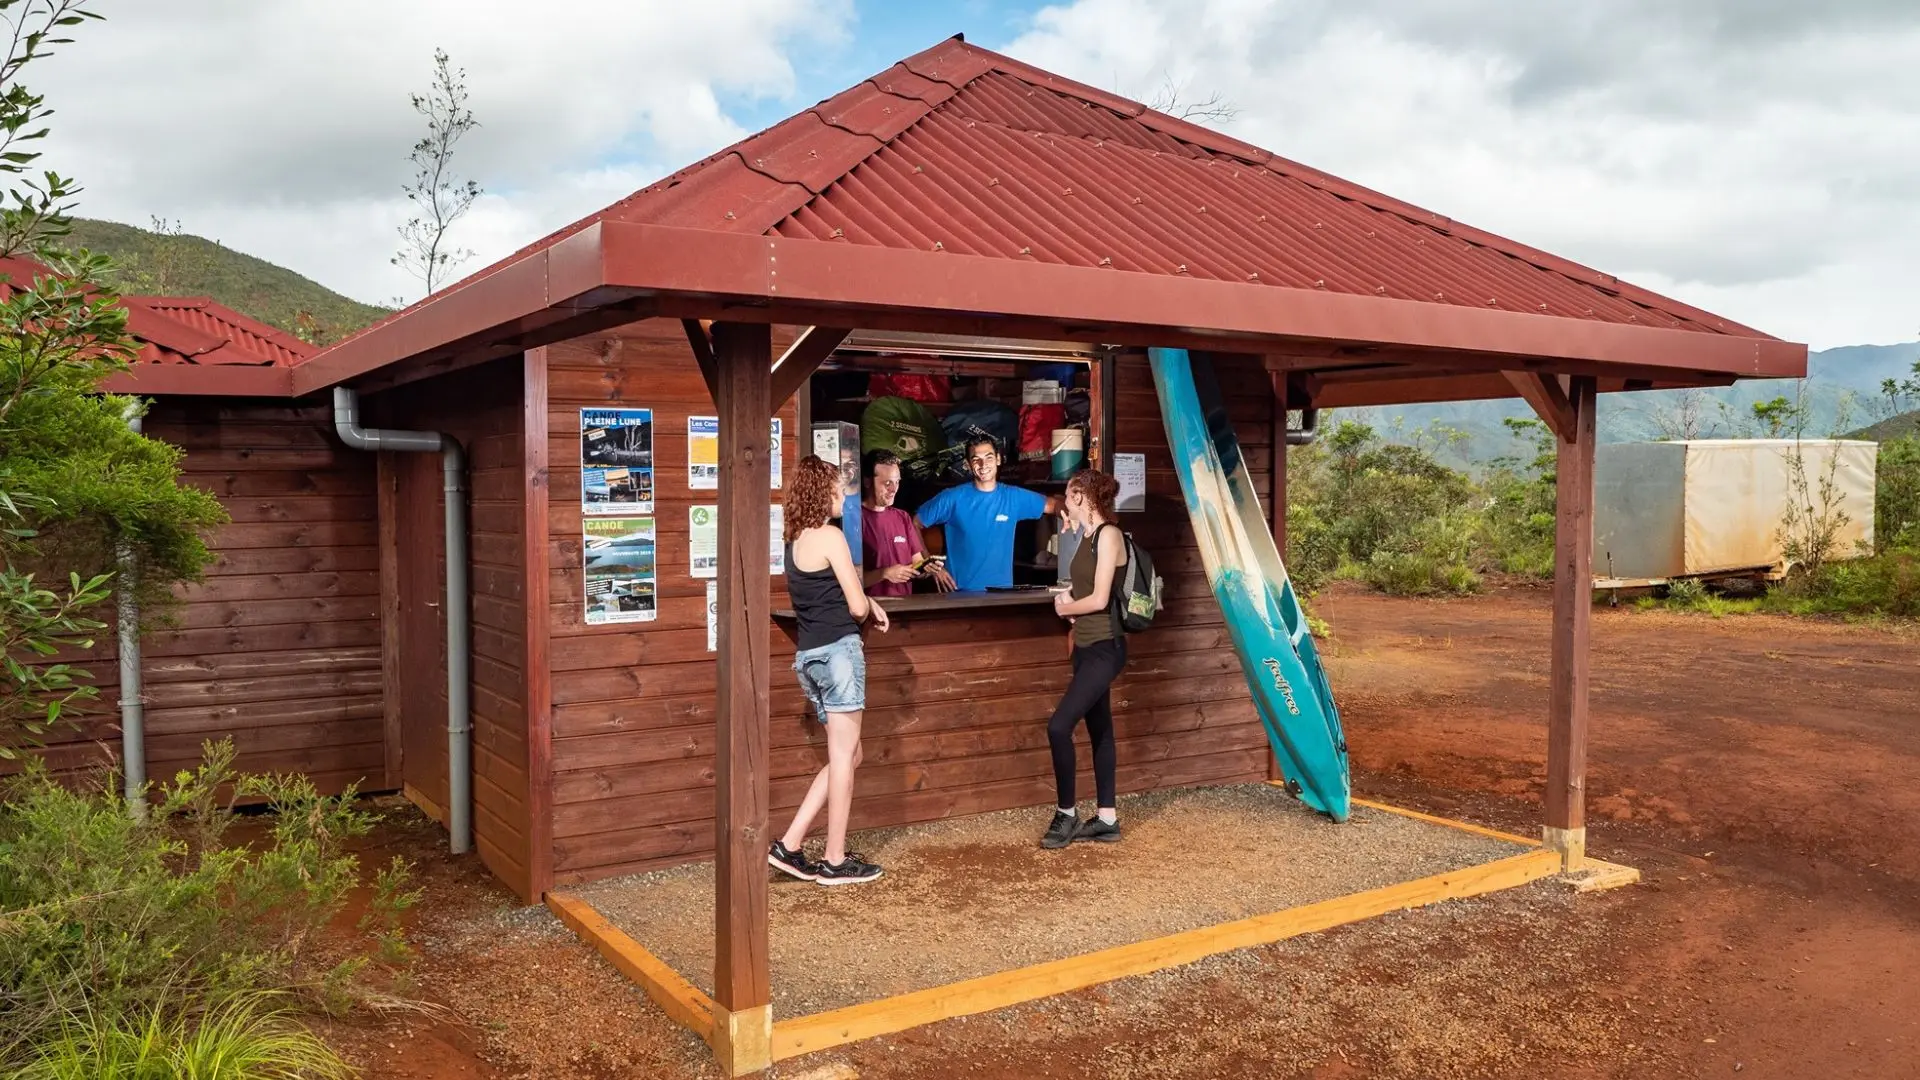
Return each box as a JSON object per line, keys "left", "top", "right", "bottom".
{"left": 29, "top": 0, "right": 1920, "bottom": 349}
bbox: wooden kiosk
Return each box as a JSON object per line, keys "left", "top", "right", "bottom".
{"left": 101, "top": 36, "right": 1803, "bottom": 1074}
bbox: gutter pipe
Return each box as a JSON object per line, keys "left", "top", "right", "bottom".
{"left": 119, "top": 410, "right": 146, "bottom": 821}
{"left": 331, "top": 387, "right": 471, "bottom": 855}
{"left": 1286, "top": 407, "right": 1321, "bottom": 446}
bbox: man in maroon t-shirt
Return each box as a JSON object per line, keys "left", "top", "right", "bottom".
{"left": 860, "top": 450, "right": 951, "bottom": 596}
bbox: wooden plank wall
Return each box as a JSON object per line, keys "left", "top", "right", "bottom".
{"left": 24, "top": 401, "right": 386, "bottom": 794}
{"left": 372, "top": 359, "right": 535, "bottom": 900}
{"left": 545, "top": 325, "right": 1272, "bottom": 886}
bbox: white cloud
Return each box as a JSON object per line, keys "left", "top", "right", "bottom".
{"left": 29, "top": 0, "right": 853, "bottom": 305}
{"left": 1003, "top": 0, "right": 1920, "bottom": 349}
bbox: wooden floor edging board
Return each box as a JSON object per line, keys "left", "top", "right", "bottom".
{"left": 768, "top": 847, "right": 1563, "bottom": 1061}
{"left": 546, "top": 891, "right": 718, "bottom": 1045}
{"left": 1346, "top": 794, "right": 1543, "bottom": 847}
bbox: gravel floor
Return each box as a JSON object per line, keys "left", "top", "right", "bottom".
{"left": 571, "top": 784, "right": 1531, "bottom": 1017}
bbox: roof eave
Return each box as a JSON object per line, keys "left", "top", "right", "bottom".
{"left": 288, "top": 220, "right": 1805, "bottom": 398}
{"left": 101, "top": 363, "right": 294, "bottom": 398}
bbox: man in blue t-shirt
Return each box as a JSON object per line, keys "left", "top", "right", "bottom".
{"left": 915, "top": 436, "right": 1061, "bottom": 592}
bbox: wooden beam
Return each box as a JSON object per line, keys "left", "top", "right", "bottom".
{"left": 683, "top": 318, "right": 719, "bottom": 403}
{"left": 1545, "top": 375, "right": 1597, "bottom": 869}
{"left": 769, "top": 848, "right": 1562, "bottom": 1061}
{"left": 710, "top": 321, "right": 773, "bottom": 1068}
{"left": 1505, "top": 370, "right": 1577, "bottom": 442}
{"left": 547, "top": 892, "right": 717, "bottom": 1043}
{"left": 522, "top": 347, "right": 555, "bottom": 900}
{"left": 770, "top": 326, "right": 852, "bottom": 408}
{"left": 1268, "top": 372, "right": 1289, "bottom": 784}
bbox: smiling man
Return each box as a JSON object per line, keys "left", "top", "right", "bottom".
{"left": 914, "top": 435, "right": 1061, "bottom": 592}
{"left": 860, "top": 449, "right": 952, "bottom": 596}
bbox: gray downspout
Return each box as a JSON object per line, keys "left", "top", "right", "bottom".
{"left": 1286, "top": 407, "right": 1321, "bottom": 446}
{"left": 332, "top": 387, "right": 472, "bottom": 855}
{"left": 119, "top": 412, "right": 146, "bottom": 821}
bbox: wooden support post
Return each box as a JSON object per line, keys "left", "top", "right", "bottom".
{"left": 1091, "top": 347, "right": 1117, "bottom": 470}
{"left": 710, "top": 322, "right": 773, "bottom": 1076}
{"left": 1545, "top": 375, "right": 1597, "bottom": 870}
{"left": 522, "top": 347, "right": 555, "bottom": 901}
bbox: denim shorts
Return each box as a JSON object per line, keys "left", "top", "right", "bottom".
{"left": 794, "top": 633, "right": 865, "bottom": 720}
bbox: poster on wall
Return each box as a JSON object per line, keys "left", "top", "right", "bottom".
{"left": 686, "top": 417, "right": 783, "bottom": 491}
{"left": 581, "top": 408, "right": 654, "bottom": 515}
{"left": 687, "top": 417, "right": 719, "bottom": 489}
{"left": 581, "top": 517, "right": 656, "bottom": 625}
{"left": 1114, "top": 452, "right": 1147, "bottom": 512}
{"left": 689, "top": 505, "right": 786, "bottom": 578}
{"left": 706, "top": 580, "right": 718, "bottom": 653}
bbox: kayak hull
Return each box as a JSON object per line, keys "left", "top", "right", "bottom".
{"left": 1149, "top": 348, "right": 1351, "bottom": 821}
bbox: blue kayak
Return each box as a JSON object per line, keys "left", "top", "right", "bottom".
{"left": 1149, "top": 348, "right": 1351, "bottom": 821}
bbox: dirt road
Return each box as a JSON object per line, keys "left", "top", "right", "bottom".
{"left": 325, "top": 585, "right": 1920, "bottom": 1079}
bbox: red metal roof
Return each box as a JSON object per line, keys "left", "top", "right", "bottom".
{"left": 124, "top": 296, "right": 312, "bottom": 367}
{"left": 253, "top": 36, "right": 1808, "bottom": 398}
{"left": 449, "top": 35, "right": 1760, "bottom": 340}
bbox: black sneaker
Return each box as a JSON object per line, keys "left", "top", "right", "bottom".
{"left": 1041, "top": 811, "right": 1079, "bottom": 849}
{"left": 1073, "top": 815, "right": 1121, "bottom": 843}
{"left": 768, "top": 840, "right": 818, "bottom": 882}
{"left": 814, "top": 852, "right": 883, "bottom": 886}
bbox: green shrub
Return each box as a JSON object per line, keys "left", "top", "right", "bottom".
{"left": 16, "top": 993, "right": 352, "bottom": 1080}
{"left": 0, "top": 740, "right": 415, "bottom": 1069}
{"left": 1877, "top": 435, "right": 1920, "bottom": 552}
{"left": 1778, "top": 550, "right": 1920, "bottom": 617}
{"left": 1664, "top": 577, "right": 1707, "bottom": 605}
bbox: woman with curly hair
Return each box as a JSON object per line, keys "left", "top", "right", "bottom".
{"left": 769, "top": 454, "right": 891, "bottom": 885}
{"left": 1041, "top": 468, "right": 1130, "bottom": 849}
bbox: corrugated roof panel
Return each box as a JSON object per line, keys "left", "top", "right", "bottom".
{"left": 315, "top": 34, "right": 1773, "bottom": 361}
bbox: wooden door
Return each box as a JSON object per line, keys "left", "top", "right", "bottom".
{"left": 395, "top": 452, "right": 449, "bottom": 821}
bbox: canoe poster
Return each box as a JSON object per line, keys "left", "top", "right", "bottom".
{"left": 582, "top": 517, "right": 657, "bottom": 625}
{"left": 686, "top": 416, "right": 783, "bottom": 491}
{"left": 581, "top": 408, "right": 654, "bottom": 515}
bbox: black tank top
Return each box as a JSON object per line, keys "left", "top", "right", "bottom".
{"left": 786, "top": 542, "right": 861, "bottom": 650}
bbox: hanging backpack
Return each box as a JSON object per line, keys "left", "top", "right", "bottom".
{"left": 1096, "top": 523, "right": 1163, "bottom": 633}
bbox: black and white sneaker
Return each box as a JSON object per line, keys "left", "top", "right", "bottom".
{"left": 1073, "top": 815, "right": 1121, "bottom": 844}
{"left": 768, "top": 840, "right": 818, "bottom": 881}
{"left": 814, "top": 852, "right": 883, "bottom": 886}
{"left": 1041, "top": 811, "right": 1079, "bottom": 850}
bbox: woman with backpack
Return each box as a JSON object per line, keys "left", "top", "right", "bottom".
{"left": 1041, "top": 468, "right": 1131, "bottom": 849}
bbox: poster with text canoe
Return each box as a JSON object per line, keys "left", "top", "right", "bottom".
{"left": 582, "top": 517, "right": 656, "bottom": 625}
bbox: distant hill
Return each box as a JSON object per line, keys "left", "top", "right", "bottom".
{"left": 61, "top": 218, "right": 388, "bottom": 345}
{"left": 1847, "top": 408, "right": 1920, "bottom": 443}
{"left": 1343, "top": 341, "right": 1920, "bottom": 467}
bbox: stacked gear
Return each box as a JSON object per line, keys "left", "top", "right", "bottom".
{"left": 860, "top": 396, "right": 948, "bottom": 484}
{"left": 938, "top": 400, "right": 1020, "bottom": 481}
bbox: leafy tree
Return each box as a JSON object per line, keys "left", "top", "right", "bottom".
{"left": 392, "top": 47, "right": 482, "bottom": 297}
{"left": 0, "top": 0, "right": 224, "bottom": 755}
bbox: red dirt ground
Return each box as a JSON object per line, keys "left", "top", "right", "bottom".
{"left": 321, "top": 583, "right": 1920, "bottom": 1079}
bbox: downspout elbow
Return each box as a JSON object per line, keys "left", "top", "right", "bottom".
{"left": 1286, "top": 407, "right": 1321, "bottom": 446}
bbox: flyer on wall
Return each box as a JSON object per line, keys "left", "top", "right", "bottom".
{"left": 706, "top": 580, "right": 718, "bottom": 653}
{"left": 685, "top": 417, "right": 783, "bottom": 491}
{"left": 581, "top": 407, "right": 654, "bottom": 515}
{"left": 581, "top": 517, "right": 656, "bottom": 625}
{"left": 687, "top": 417, "right": 719, "bottom": 490}
{"left": 690, "top": 505, "right": 786, "bottom": 578}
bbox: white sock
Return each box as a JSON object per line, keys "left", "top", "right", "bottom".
{"left": 1058, "top": 806, "right": 1075, "bottom": 816}
{"left": 1098, "top": 808, "right": 1117, "bottom": 824}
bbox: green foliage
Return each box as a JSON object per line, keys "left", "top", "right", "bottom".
{"left": 61, "top": 218, "right": 388, "bottom": 345}
{"left": 16, "top": 992, "right": 353, "bottom": 1080}
{"left": 0, "top": 741, "right": 415, "bottom": 1068}
{"left": 1478, "top": 416, "right": 1558, "bottom": 576}
{"left": 0, "top": 2, "right": 226, "bottom": 753}
{"left": 1875, "top": 435, "right": 1920, "bottom": 553}
{"left": 1770, "top": 549, "right": 1920, "bottom": 618}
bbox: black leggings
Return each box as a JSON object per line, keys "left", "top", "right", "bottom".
{"left": 1048, "top": 637, "right": 1128, "bottom": 809}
